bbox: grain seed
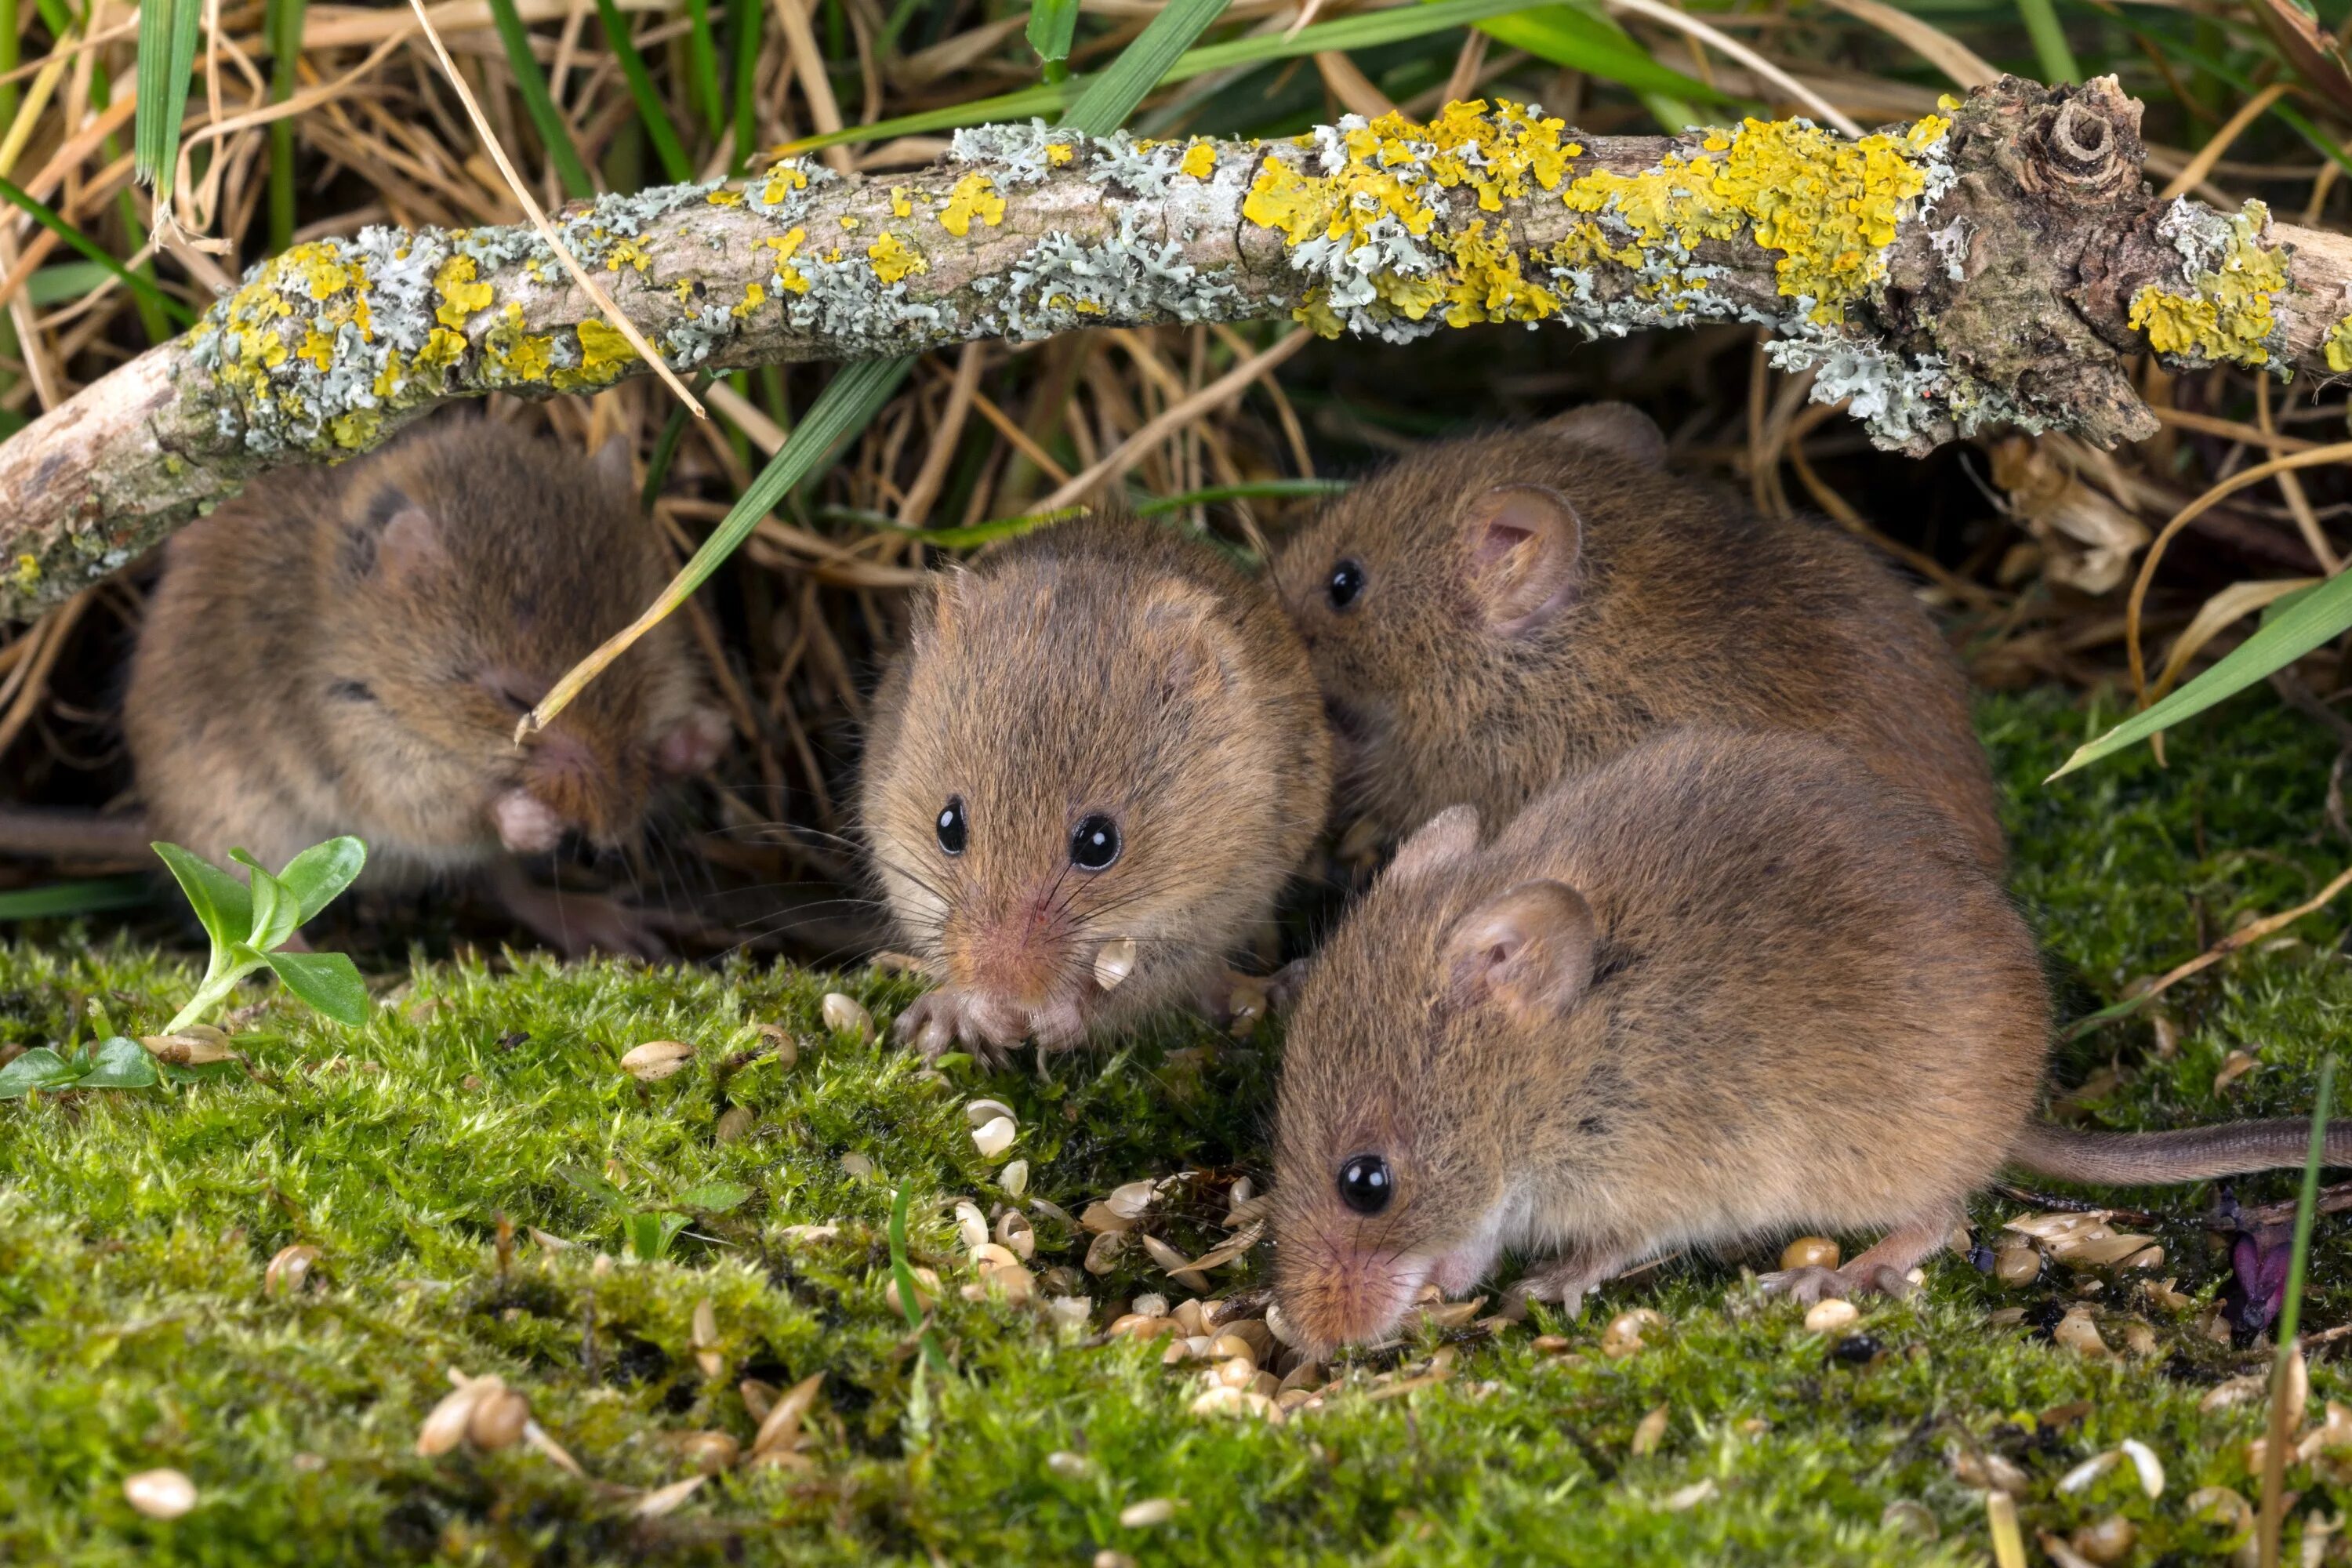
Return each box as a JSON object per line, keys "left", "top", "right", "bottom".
{"left": 1780, "top": 1236, "right": 1839, "bottom": 1271}
{"left": 964, "top": 1098, "right": 1016, "bottom": 1128}
{"left": 1805, "top": 1299, "right": 1860, "bottom": 1334}
{"left": 1002, "top": 1160, "right": 1029, "bottom": 1198}
{"left": 264, "top": 1243, "right": 319, "bottom": 1297}
{"left": 819, "top": 993, "right": 873, "bottom": 1040}
{"left": 1600, "top": 1308, "right": 1664, "bottom": 1359}
{"left": 955, "top": 1201, "right": 990, "bottom": 1251}
{"left": 714, "top": 1106, "right": 755, "bottom": 1143}
{"left": 1632, "top": 1405, "right": 1669, "bottom": 1456}
{"left": 468, "top": 1388, "right": 531, "bottom": 1450}
{"left": 633, "top": 1475, "right": 706, "bottom": 1518}
{"left": 1093, "top": 938, "right": 1138, "bottom": 992}
{"left": 1119, "top": 1497, "right": 1176, "bottom": 1528}
{"left": 619, "top": 1040, "right": 695, "bottom": 1080}
{"left": 2069, "top": 1515, "right": 2136, "bottom": 1565}
{"left": 122, "top": 1468, "right": 198, "bottom": 1519}
{"left": 1105, "top": 1180, "right": 1157, "bottom": 1221}
{"left": 1047, "top": 1450, "right": 1091, "bottom": 1479}
{"left": 995, "top": 1210, "right": 1036, "bottom": 1260}
{"left": 972, "top": 1116, "right": 1017, "bottom": 1160}
{"left": 751, "top": 1372, "right": 825, "bottom": 1459}
{"left": 1084, "top": 1230, "right": 1128, "bottom": 1274}
{"left": 681, "top": 1432, "right": 739, "bottom": 1472}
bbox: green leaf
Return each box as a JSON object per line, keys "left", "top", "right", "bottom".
{"left": 0, "top": 176, "right": 195, "bottom": 328}
{"left": 1060, "top": 0, "right": 1229, "bottom": 132}
{"left": 267, "top": 0, "right": 307, "bottom": 252}
{"left": 2013, "top": 0, "right": 2081, "bottom": 84}
{"left": 231, "top": 851, "right": 298, "bottom": 949}
{"left": 135, "top": 0, "right": 205, "bottom": 201}
{"left": 76, "top": 1037, "right": 161, "bottom": 1091}
{"left": 2050, "top": 569, "right": 2352, "bottom": 780}
{"left": 151, "top": 842, "right": 253, "bottom": 948}
{"left": 485, "top": 0, "right": 597, "bottom": 200}
{"left": 1465, "top": 2, "right": 1722, "bottom": 107}
{"left": 681, "top": 0, "right": 725, "bottom": 141}
{"left": 673, "top": 1180, "right": 752, "bottom": 1213}
{"left": 0, "top": 1047, "right": 83, "bottom": 1098}
{"left": 274, "top": 837, "right": 366, "bottom": 927}
{"left": 628, "top": 1210, "right": 688, "bottom": 1261}
{"left": 594, "top": 0, "right": 695, "bottom": 185}
{"left": 727, "top": 0, "right": 760, "bottom": 176}
{"left": 263, "top": 950, "right": 370, "bottom": 1026}
{"left": 0, "top": 876, "right": 151, "bottom": 921}
{"left": 1029, "top": 0, "right": 1080, "bottom": 68}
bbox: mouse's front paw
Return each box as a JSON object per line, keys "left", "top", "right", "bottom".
{"left": 1756, "top": 1262, "right": 1917, "bottom": 1305}
{"left": 891, "top": 988, "right": 1016, "bottom": 1070}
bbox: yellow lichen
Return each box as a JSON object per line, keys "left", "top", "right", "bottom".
{"left": 706, "top": 189, "right": 745, "bottom": 207}
{"left": 296, "top": 328, "right": 336, "bottom": 372}
{"left": 840, "top": 216, "right": 860, "bottom": 230}
{"left": 330, "top": 408, "right": 380, "bottom": 448}
{"left": 434, "top": 255, "right": 494, "bottom": 330}
{"left": 891, "top": 186, "right": 913, "bottom": 218}
{"left": 11, "top": 554, "right": 40, "bottom": 593}
{"left": 761, "top": 164, "right": 809, "bottom": 206}
{"left": 764, "top": 228, "right": 812, "bottom": 294}
{"left": 607, "top": 238, "right": 652, "bottom": 274}
{"left": 555, "top": 318, "right": 638, "bottom": 391}
{"left": 2127, "top": 201, "right": 2289, "bottom": 368}
{"left": 483, "top": 303, "right": 554, "bottom": 386}
{"left": 1046, "top": 142, "right": 1074, "bottom": 167}
{"left": 1180, "top": 141, "right": 1217, "bottom": 180}
{"left": 866, "top": 231, "right": 925, "bottom": 284}
{"left": 733, "top": 281, "right": 768, "bottom": 318}
{"left": 940, "top": 172, "right": 1005, "bottom": 238}
{"left": 1242, "top": 100, "right": 1951, "bottom": 340}
{"left": 2328, "top": 313, "right": 2352, "bottom": 373}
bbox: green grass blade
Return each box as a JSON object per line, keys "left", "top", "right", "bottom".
{"left": 1060, "top": 0, "right": 1231, "bottom": 132}
{"left": 2047, "top": 569, "right": 2352, "bottom": 780}
{"left": 0, "top": 175, "right": 195, "bottom": 326}
{"left": 2014, "top": 0, "right": 2081, "bottom": 83}
{"left": 683, "top": 0, "right": 724, "bottom": 141}
{"left": 268, "top": 0, "right": 307, "bottom": 253}
{"left": 787, "top": 0, "right": 1702, "bottom": 154}
{"left": 728, "top": 0, "right": 760, "bottom": 174}
{"left": 1029, "top": 0, "right": 1080, "bottom": 74}
{"left": 1454, "top": 1, "right": 1723, "bottom": 105}
{"left": 642, "top": 398, "right": 696, "bottom": 512}
{"left": 2, "top": 0, "right": 20, "bottom": 130}
{"left": 593, "top": 0, "right": 695, "bottom": 185}
{"left": 485, "top": 0, "right": 596, "bottom": 200}
{"left": 136, "top": 0, "right": 174, "bottom": 187}
{"left": 158, "top": 0, "right": 203, "bottom": 201}
{"left": 0, "top": 877, "right": 153, "bottom": 921}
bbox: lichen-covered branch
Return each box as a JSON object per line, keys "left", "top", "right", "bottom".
{"left": 3, "top": 74, "right": 2348, "bottom": 622}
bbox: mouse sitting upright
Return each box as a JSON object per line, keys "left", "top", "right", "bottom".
{"left": 860, "top": 511, "right": 1332, "bottom": 1063}
{"left": 1269, "top": 727, "right": 2352, "bottom": 1356}
{"left": 1270, "top": 406, "right": 2006, "bottom": 876}
{"left": 121, "top": 414, "right": 729, "bottom": 956}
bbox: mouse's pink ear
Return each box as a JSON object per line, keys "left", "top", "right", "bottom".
{"left": 1141, "top": 579, "right": 1236, "bottom": 703}
{"left": 656, "top": 706, "right": 731, "bottom": 776}
{"left": 1442, "top": 880, "right": 1596, "bottom": 1024}
{"left": 348, "top": 486, "right": 448, "bottom": 584}
{"left": 1387, "top": 804, "right": 1479, "bottom": 884}
{"left": 1543, "top": 401, "right": 1666, "bottom": 468}
{"left": 1459, "top": 485, "right": 1579, "bottom": 635}
{"left": 907, "top": 568, "right": 967, "bottom": 660}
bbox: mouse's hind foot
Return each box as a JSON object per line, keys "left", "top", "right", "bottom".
{"left": 1756, "top": 1214, "right": 1957, "bottom": 1305}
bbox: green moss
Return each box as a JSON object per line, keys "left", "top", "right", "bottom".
{"left": 8, "top": 690, "right": 2352, "bottom": 1563}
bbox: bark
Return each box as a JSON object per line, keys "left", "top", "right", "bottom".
{"left": 2, "top": 74, "right": 2347, "bottom": 622}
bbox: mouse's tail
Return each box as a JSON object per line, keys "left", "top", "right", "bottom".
{"left": 2010, "top": 1120, "right": 2352, "bottom": 1185}
{"left": 0, "top": 806, "right": 152, "bottom": 863}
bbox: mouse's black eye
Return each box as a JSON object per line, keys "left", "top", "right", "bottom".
{"left": 935, "top": 797, "right": 967, "bottom": 855}
{"left": 1338, "top": 1154, "right": 1392, "bottom": 1215}
{"left": 1327, "top": 559, "right": 1367, "bottom": 612}
{"left": 1069, "top": 814, "right": 1120, "bottom": 871}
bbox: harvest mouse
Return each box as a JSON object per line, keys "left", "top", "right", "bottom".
{"left": 860, "top": 510, "right": 1331, "bottom": 1063}
{"left": 1270, "top": 406, "right": 2006, "bottom": 876}
{"left": 118, "top": 413, "right": 728, "bottom": 956}
{"left": 1268, "top": 727, "right": 2352, "bottom": 1355}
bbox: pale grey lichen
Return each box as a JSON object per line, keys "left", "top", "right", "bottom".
{"left": 2157, "top": 194, "right": 2233, "bottom": 281}
{"left": 979, "top": 211, "right": 1240, "bottom": 339}
{"left": 948, "top": 121, "right": 1082, "bottom": 187}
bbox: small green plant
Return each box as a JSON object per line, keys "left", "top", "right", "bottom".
{"left": 0, "top": 1030, "right": 168, "bottom": 1098}
{"left": 151, "top": 837, "right": 370, "bottom": 1035}
{"left": 562, "top": 1167, "right": 751, "bottom": 1261}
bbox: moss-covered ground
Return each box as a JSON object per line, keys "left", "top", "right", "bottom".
{"left": 7, "top": 688, "right": 2352, "bottom": 1565}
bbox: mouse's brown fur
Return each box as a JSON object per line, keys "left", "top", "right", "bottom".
{"left": 1269, "top": 408, "right": 2006, "bottom": 875}
{"left": 1269, "top": 728, "right": 2043, "bottom": 1356}
{"left": 861, "top": 510, "right": 1331, "bottom": 1062}
{"left": 122, "top": 414, "right": 726, "bottom": 953}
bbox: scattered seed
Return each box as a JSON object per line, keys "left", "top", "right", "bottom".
{"left": 1804, "top": 1299, "right": 1860, "bottom": 1334}
{"left": 619, "top": 1040, "right": 695, "bottom": 1080}
{"left": 751, "top": 1372, "right": 824, "bottom": 1460}
{"left": 2069, "top": 1515, "right": 2136, "bottom": 1565}
{"left": 1780, "top": 1236, "right": 1839, "bottom": 1271}
{"left": 1047, "top": 1450, "right": 1091, "bottom": 1479}
{"left": 1094, "top": 1554, "right": 1138, "bottom": 1568}
{"left": 2037, "top": 1530, "right": 2101, "bottom": 1568}
{"left": 2052, "top": 1306, "right": 2108, "bottom": 1357}
{"left": 1279, "top": 1362, "right": 1325, "bottom": 1394}
{"left": 955, "top": 1201, "right": 990, "bottom": 1251}
{"left": 122, "top": 1468, "right": 197, "bottom": 1519}
{"left": 1105, "top": 1180, "right": 1157, "bottom": 1221}
{"left": 820, "top": 993, "right": 873, "bottom": 1039}
{"left": 740, "top": 1379, "right": 779, "bottom": 1423}
{"left": 996, "top": 1210, "right": 1036, "bottom": 1260}
{"left": 138, "top": 1034, "right": 238, "bottom": 1066}
{"left": 1141, "top": 1232, "right": 1195, "bottom": 1277}
{"left": 972, "top": 1116, "right": 1018, "bottom": 1160}
{"left": 1992, "top": 1245, "right": 2042, "bottom": 1286}
{"left": 1659, "top": 1479, "right": 1715, "bottom": 1512}
{"left": 1414, "top": 1298, "right": 1486, "bottom": 1331}
{"left": 964, "top": 1098, "right": 1016, "bottom": 1128}
{"left": 1265, "top": 1301, "right": 1299, "bottom": 1348}
{"left": 1211, "top": 1356, "right": 1257, "bottom": 1390}
{"left": 1047, "top": 1295, "right": 1091, "bottom": 1330}
{"left": 1600, "top": 1308, "right": 1664, "bottom": 1359}
{"left": 1229, "top": 1177, "right": 1254, "bottom": 1212}
{"left": 2120, "top": 1322, "right": 2158, "bottom": 1357}
{"left": 2142, "top": 1276, "right": 2192, "bottom": 1312}
{"left": 2056, "top": 1450, "right": 2118, "bottom": 1495}
{"left": 1632, "top": 1405, "right": 1669, "bottom": 1456}
{"left": 1947, "top": 1444, "right": 2031, "bottom": 1493}
{"left": 1002, "top": 1160, "right": 1029, "bottom": 1197}
{"left": 2118, "top": 1439, "right": 2163, "bottom": 1498}
{"left": 1881, "top": 1500, "right": 1937, "bottom": 1541}
{"left": 1084, "top": 1230, "right": 1128, "bottom": 1275}
{"left": 1532, "top": 1334, "right": 1574, "bottom": 1354}
{"left": 714, "top": 1106, "right": 755, "bottom": 1144}
{"left": 1985, "top": 1490, "right": 2026, "bottom": 1568}
{"left": 681, "top": 1432, "right": 739, "bottom": 1473}
{"left": 2213, "top": 1049, "right": 2259, "bottom": 1093}
{"left": 1188, "top": 1219, "right": 1267, "bottom": 1273}
{"left": 2053, "top": 1232, "right": 2159, "bottom": 1269}
{"left": 840, "top": 1152, "right": 876, "bottom": 1179}
{"left": 1208, "top": 1334, "right": 1256, "bottom": 1366}
{"left": 1093, "top": 938, "right": 1138, "bottom": 992}
{"left": 468, "top": 1388, "right": 531, "bottom": 1451}
{"left": 1119, "top": 1497, "right": 1176, "bottom": 1528}
{"left": 416, "top": 1373, "right": 496, "bottom": 1457}
{"left": 633, "top": 1475, "right": 706, "bottom": 1518}
{"left": 264, "top": 1243, "right": 318, "bottom": 1297}
{"left": 2186, "top": 1485, "right": 2252, "bottom": 1537}
{"left": 1081, "top": 1203, "right": 1133, "bottom": 1236}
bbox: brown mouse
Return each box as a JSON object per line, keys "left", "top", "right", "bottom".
{"left": 118, "top": 413, "right": 728, "bottom": 956}
{"left": 1269, "top": 406, "right": 2006, "bottom": 877}
{"left": 860, "top": 510, "right": 1331, "bottom": 1062}
{"left": 1267, "top": 727, "right": 2352, "bottom": 1356}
